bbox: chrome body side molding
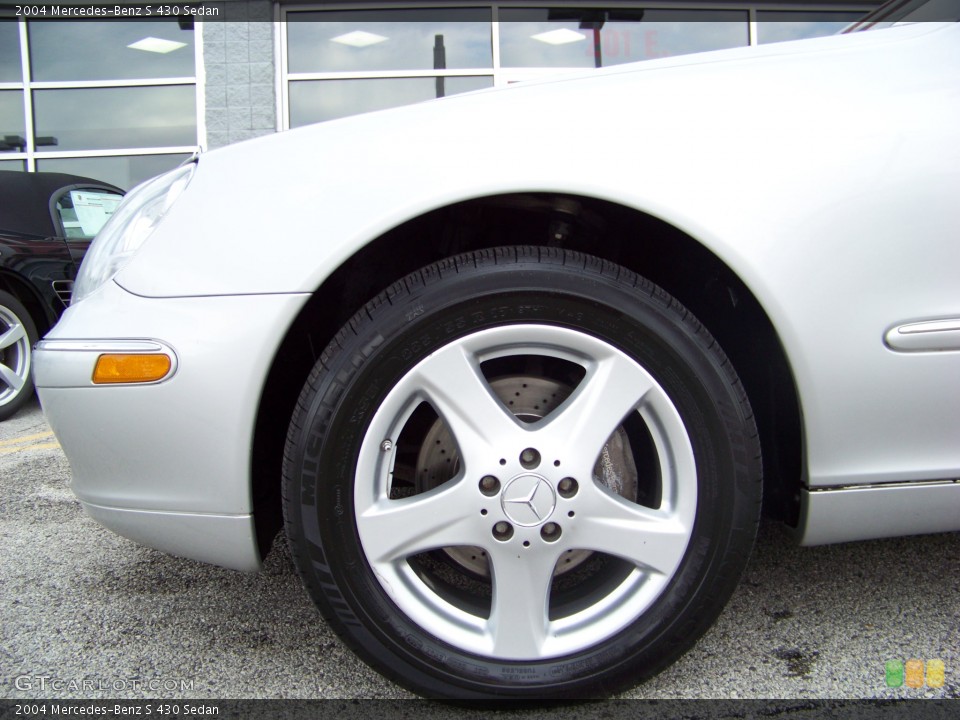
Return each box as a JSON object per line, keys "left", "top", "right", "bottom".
{"left": 797, "top": 479, "right": 960, "bottom": 545}
{"left": 885, "top": 319, "right": 960, "bottom": 352}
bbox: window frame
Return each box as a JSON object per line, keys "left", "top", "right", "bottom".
{"left": 0, "top": 17, "right": 203, "bottom": 186}
{"left": 277, "top": 1, "right": 873, "bottom": 129}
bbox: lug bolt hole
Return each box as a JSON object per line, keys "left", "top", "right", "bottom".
{"left": 523, "top": 541, "right": 530, "bottom": 548}
{"left": 480, "top": 509, "right": 488, "bottom": 516}
{"left": 479, "top": 475, "right": 501, "bottom": 496}
{"left": 558, "top": 477, "right": 579, "bottom": 498}
{"left": 519, "top": 448, "right": 541, "bottom": 470}
{"left": 492, "top": 521, "right": 513, "bottom": 541}
{"left": 540, "top": 522, "right": 562, "bottom": 542}
{"left": 568, "top": 511, "right": 575, "bottom": 518}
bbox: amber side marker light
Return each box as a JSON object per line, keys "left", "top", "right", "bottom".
{"left": 93, "top": 354, "right": 172, "bottom": 384}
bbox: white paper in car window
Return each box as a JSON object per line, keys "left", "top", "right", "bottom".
{"left": 72, "top": 190, "right": 122, "bottom": 237}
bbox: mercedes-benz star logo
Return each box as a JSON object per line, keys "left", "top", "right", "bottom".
{"left": 501, "top": 474, "right": 556, "bottom": 527}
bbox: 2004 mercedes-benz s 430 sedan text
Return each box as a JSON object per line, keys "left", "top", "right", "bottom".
{"left": 34, "top": 8, "right": 960, "bottom": 701}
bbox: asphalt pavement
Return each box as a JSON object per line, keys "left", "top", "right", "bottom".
{"left": 2, "top": 400, "right": 958, "bottom": 702}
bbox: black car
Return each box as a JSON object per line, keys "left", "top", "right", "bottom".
{"left": 0, "top": 171, "right": 124, "bottom": 420}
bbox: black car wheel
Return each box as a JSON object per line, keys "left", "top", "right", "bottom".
{"left": 0, "top": 290, "right": 38, "bottom": 421}
{"left": 283, "top": 247, "right": 761, "bottom": 699}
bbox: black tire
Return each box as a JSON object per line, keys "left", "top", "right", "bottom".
{"left": 283, "top": 247, "right": 761, "bottom": 699}
{"left": 0, "top": 290, "right": 38, "bottom": 422}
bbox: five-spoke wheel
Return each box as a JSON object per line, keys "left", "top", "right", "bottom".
{"left": 0, "top": 290, "right": 38, "bottom": 421}
{"left": 354, "top": 323, "right": 697, "bottom": 661}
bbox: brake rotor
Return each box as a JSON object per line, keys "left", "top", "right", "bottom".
{"left": 414, "top": 375, "right": 639, "bottom": 579}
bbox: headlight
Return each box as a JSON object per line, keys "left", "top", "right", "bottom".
{"left": 72, "top": 162, "right": 196, "bottom": 304}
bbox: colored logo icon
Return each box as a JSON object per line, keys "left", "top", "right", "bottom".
{"left": 928, "top": 659, "right": 946, "bottom": 688}
{"left": 885, "top": 660, "right": 904, "bottom": 687}
{"left": 906, "top": 659, "right": 925, "bottom": 688}
{"left": 885, "top": 659, "right": 945, "bottom": 688}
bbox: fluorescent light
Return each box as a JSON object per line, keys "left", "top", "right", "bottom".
{"left": 127, "top": 37, "right": 187, "bottom": 54}
{"left": 530, "top": 29, "right": 587, "bottom": 45}
{"left": 331, "top": 31, "right": 389, "bottom": 48}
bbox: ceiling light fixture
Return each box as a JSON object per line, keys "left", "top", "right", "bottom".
{"left": 127, "top": 37, "right": 187, "bottom": 54}
{"left": 530, "top": 29, "right": 587, "bottom": 45}
{"left": 331, "top": 31, "right": 389, "bottom": 48}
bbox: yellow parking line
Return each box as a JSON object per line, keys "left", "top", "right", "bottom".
{"left": 0, "top": 442, "right": 61, "bottom": 456}
{"left": 0, "top": 430, "right": 56, "bottom": 447}
{"left": 0, "top": 429, "right": 61, "bottom": 454}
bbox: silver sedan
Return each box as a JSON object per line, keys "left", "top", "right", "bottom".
{"left": 34, "top": 6, "right": 960, "bottom": 701}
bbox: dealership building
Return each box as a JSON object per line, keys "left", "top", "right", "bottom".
{"left": 1, "top": 1, "right": 881, "bottom": 190}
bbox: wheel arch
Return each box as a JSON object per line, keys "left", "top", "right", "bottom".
{"left": 250, "top": 193, "right": 803, "bottom": 558}
{"left": 0, "top": 270, "right": 56, "bottom": 337}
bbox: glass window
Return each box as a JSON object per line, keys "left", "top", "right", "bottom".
{"left": 850, "top": 0, "right": 960, "bottom": 29}
{"left": 756, "top": 12, "right": 866, "bottom": 44}
{"left": 37, "top": 153, "right": 192, "bottom": 190}
{"left": 0, "top": 20, "right": 21, "bottom": 82}
{"left": 29, "top": 21, "right": 195, "bottom": 81}
{"left": 499, "top": 9, "right": 749, "bottom": 68}
{"left": 290, "top": 76, "right": 493, "bottom": 126}
{"left": 33, "top": 86, "right": 196, "bottom": 152}
{"left": 1, "top": 91, "right": 25, "bottom": 151}
{"left": 0, "top": 159, "right": 25, "bottom": 172}
{"left": 56, "top": 189, "right": 124, "bottom": 238}
{"left": 288, "top": 9, "right": 493, "bottom": 73}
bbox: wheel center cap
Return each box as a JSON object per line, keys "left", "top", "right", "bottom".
{"left": 501, "top": 474, "right": 556, "bottom": 527}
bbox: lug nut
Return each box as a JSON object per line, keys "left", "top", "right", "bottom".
{"left": 519, "top": 447, "right": 541, "bottom": 469}
{"left": 541, "top": 522, "right": 562, "bottom": 542}
{"left": 558, "top": 477, "right": 579, "bottom": 498}
{"left": 479, "top": 475, "right": 500, "bottom": 496}
{"left": 492, "top": 521, "right": 514, "bottom": 541}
